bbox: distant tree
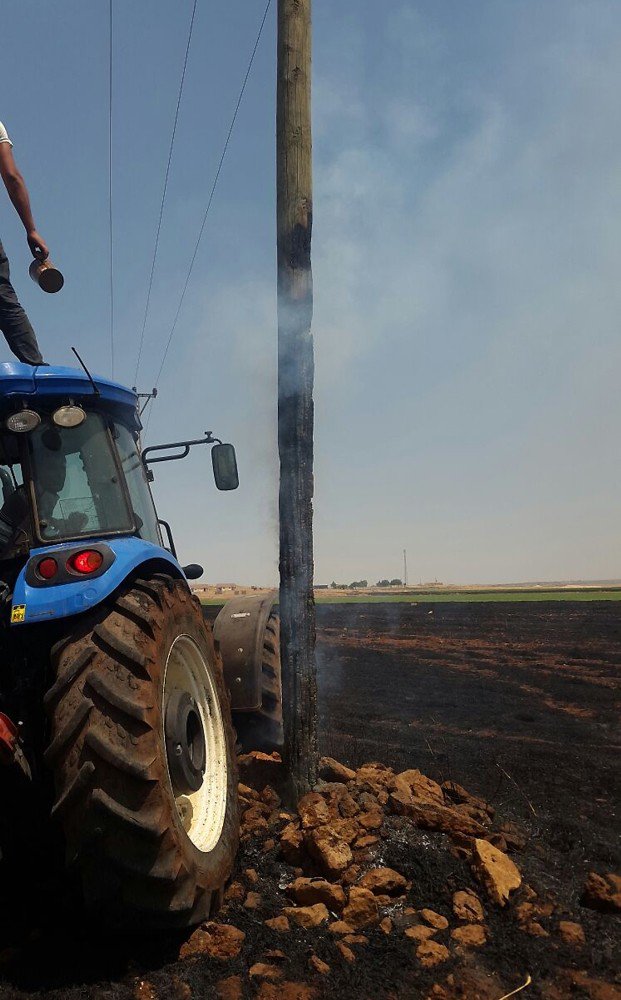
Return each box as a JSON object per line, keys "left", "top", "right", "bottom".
{"left": 390, "top": 578, "right": 403, "bottom": 586}
{"left": 348, "top": 579, "right": 368, "bottom": 589}
{"left": 330, "top": 581, "right": 337, "bottom": 589}
{"left": 376, "top": 579, "right": 390, "bottom": 587}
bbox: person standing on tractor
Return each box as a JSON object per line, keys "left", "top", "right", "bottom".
{"left": 0, "top": 120, "right": 48, "bottom": 365}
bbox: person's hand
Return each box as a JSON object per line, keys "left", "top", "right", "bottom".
{"left": 27, "top": 230, "right": 49, "bottom": 260}
{"left": 66, "top": 511, "right": 88, "bottom": 533}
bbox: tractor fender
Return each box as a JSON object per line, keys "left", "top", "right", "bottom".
{"left": 11, "top": 536, "right": 185, "bottom": 626}
{"left": 214, "top": 591, "right": 277, "bottom": 711}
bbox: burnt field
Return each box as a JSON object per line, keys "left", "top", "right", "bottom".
{"left": 315, "top": 600, "right": 620, "bottom": 875}
{"left": 0, "top": 599, "right": 619, "bottom": 999}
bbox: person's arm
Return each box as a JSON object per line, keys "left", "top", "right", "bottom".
{"left": 0, "top": 142, "right": 48, "bottom": 260}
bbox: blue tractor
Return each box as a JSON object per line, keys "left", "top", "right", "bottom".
{"left": 0, "top": 362, "right": 282, "bottom": 927}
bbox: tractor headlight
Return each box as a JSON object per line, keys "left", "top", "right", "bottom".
{"left": 6, "top": 409, "right": 41, "bottom": 433}
{"left": 53, "top": 404, "right": 86, "bottom": 428}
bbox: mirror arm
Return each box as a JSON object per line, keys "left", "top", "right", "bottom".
{"left": 142, "top": 432, "right": 222, "bottom": 468}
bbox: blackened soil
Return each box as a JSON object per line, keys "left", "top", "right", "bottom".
{"left": 0, "top": 600, "right": 619, "bottom": 999}
{"left": 316, "top": 601, "right": 621, "bottom": 881}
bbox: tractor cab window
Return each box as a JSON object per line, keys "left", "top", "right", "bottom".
{"left": 113, "top": 422, "right": 161, "bottom": 546}
{"left": 28, "top": 414, "right": 133, "bottom": 542}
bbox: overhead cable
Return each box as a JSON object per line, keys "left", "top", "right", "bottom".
{"left": 108, "top": 0, "right": 115, "bottom": 377}
{"left": 133, "top": 0, "right": 199, "bottom": 387}
{"left": 147, "top": 0, "right": 273, "bottom": 415}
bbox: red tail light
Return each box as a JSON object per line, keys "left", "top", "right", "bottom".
{"left": 37, "top": 557, "right": 58, "bottom": 580}
{"left": 67, "top": 550, "right": 104, "bottom": 575}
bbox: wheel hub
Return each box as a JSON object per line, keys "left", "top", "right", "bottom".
{"left": 164, "top": 689, "right": 206, "bottom": 794}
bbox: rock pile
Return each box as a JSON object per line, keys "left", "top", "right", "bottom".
{"left": 148, "top": 755, "right": 620, "bottom": 999}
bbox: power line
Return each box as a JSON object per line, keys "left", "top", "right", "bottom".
{"left": 108, "top": 0, "right": 115, "bottom": 378}
{"left": 145, "top": 0, "right": 272, "bottom": 429}
{"left": 133, "top": 0, "right": 199, "bottom": 387}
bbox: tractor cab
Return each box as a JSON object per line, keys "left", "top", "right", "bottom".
{"left": 0, "top": 362, "right": 238, "bottom": 625}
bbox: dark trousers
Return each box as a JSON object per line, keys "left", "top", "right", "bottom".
{"left": 0, "top": 241, "right": 44, "bottom": 365}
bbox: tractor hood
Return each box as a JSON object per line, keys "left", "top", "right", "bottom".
{"left": 0, "top": 363, "right": 138, "bottom": 424}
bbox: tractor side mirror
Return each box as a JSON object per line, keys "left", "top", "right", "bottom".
{"left": 182, "top": 563, "right": 204, "bottom": 580}
{"left": 212, "top": 443, "right": 239, "bottom": 491}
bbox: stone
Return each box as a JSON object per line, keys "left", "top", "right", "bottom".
{"left": 379, "top": 917, "right": 393, "bottom": 935}
{"left": 319, "top": 757, "right": 356, "bottom": 783}
{"left": 338, "top": 792, "right": 359, "bottom": 818}
{"left": 355, "top": 762, "right": 395, "bottom": 790}
{"left": 389, "top": 791, "right": 488, "bottom": 839}
{"left": 306, "top": 827, "right": 353, "bottom": 877}
{"left": 357, "top": 791, "right": 381, "bottom": 812}
{"left": 354, "top": 835, "right": 380, "bottom": 849}
{"left": 472, "top": 838, "right": 521, "bottom": 906}
{"left": 358, "top": 810, "right": 384, "bottom": 831}
{"left": 498, "top": 821, "right": 526, "bottom": 851}
{"left": 397, "top": 769, "right": 444, "bottom": 805}
{"left": 244, "top": 891, "right": 262, "bottom": 910}
{"left": 216, "top": 976, "right": 243, "bottom": 1000}
{"left": 249, "top": 964, "right": 283, "bottom": 981}
{"left": 405, "top": 925, "right": 436, "bottom": 942}
{"left": 242, "top": 809, "right": 270, "bottom": 835}
{"left": 559, "top": 920, "right": 586, "bottom": 947}
{"left": 282, "top": 903, "right": 330, "bottom": 928}
{"left": 224, "top": 881, "right": 246, "bottom": 904}
{"left": 452, "top": 890, "right": 484, "bottom": 923}
{"left": 329, "top": 817, "right": 361, "bottom": 844}
{"left": 245, "top": 868, "right": 259, "bottom": 884}
{"left": 515, "top": 900, "right": 553, "bottom": 926}
{"left": 309, "top": 955, "right": 331, "bottom": 975}
{"left": 581, "top": 872, "right": 621, "bottom": 914}
{"left": 441, "top": 780, "right": 494, "bottom": 817}
{"left": 359, "top": 867, "right": 408, "bottom": 897}
{"left": 239, "top": 782, "right": 259, "bottom": 800}
{"left": 455, "top": 803, "right": 493, "bottom": 828}
{"left": 261, "top": 786, "right": 281, "bottom": 808}
{"left": 416, "top": 941, "right": 450, "bottom": 968}
{"left": 341, "top": 865, "right": 361, "bottom": 886}
{"left": 342, "top": 934, "right": 368, "bottom": 945}
{"left": 336, "top": 942, "right": 356, "bottom": 964}
{"left": 419, "top": 909, "right": 449, "bottom": 930}
{"left": 524, "top": 921, "right": 549, "bottom": 938}
{"left": 286, "top": 878, "right": 346, "bottom": 912}
{"left": 298, "top": 792, "right": 332, "bottom": 829}
{"left": 255, "top": 983, "right": 317, "bottom": 1000}
{"left": 280, "top": 824, "right": 305, "bottom": 866}
{"left": 263, "top": 838, "right": 276, "bottom": 853}
{"left": 451, "top": 924, "right": 486, "bottom": 947}
{"left": 180, "top": 922, "right": 245, "bottom": 960}
{"left": 265, "top": 916, "right": 290, "bottom": 933}
{"left": 342, "top": 886, "right": 380, "bottom": 930}
{"left": 328, "top": 920, "right": 355, "bottom": 935}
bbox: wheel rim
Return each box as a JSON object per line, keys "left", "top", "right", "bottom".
{"left": 163, "top": 635, "right": 228, "bottom": 852}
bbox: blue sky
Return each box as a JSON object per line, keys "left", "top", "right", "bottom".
{"left": 2, "top": 1, "right": 620, "bottom": 585}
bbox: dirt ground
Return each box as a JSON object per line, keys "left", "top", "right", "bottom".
{"left": 315, "top": 601, "right": 620, "bottom": 875}
{"left": 0, "top": 600, "right": 619, "bottom": 999}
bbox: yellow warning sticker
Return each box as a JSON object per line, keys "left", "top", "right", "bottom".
{"left": 11, "top": 604, "right": 26, "bottom": 624}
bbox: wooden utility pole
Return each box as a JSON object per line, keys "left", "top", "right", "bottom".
{"left": 277, "top": 0, "right": 317, "bottom": 797}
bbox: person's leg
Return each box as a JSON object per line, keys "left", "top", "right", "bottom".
{"left": 0, "top": 241, "right": 44, "bottom": 365}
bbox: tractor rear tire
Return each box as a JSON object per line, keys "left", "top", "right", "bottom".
{"left": 234, "top": 612, "right": 283, "bottom": 752}
{"left": 44, "top": 574, "right": 239, "bottom": 929}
